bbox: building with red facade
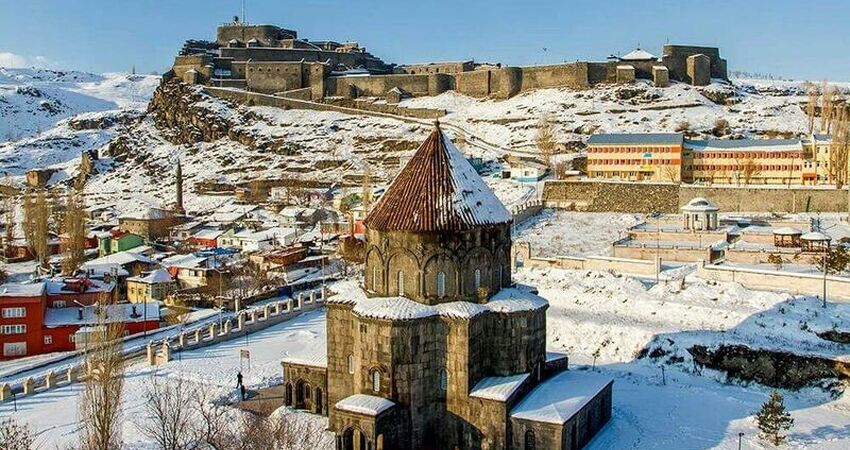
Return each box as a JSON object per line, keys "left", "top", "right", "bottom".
{"left": 0, "top": 277, "right": 159, "bottom": 359}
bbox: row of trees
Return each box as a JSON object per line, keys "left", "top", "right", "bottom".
{"left": 1, "top": 182, "right": 88, "bottom": 274}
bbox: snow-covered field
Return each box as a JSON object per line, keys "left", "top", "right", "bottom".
{"left": 3, "top": 309, "right": 330, "bottom": 450}
{"left": 10, "top": 270, "right": 850, "bottom": 449}
{"left": 515, "top": 210, "right": 643, "bottom": 256}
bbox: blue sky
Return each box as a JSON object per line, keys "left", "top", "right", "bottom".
{"left": 1, "top": 0, "right": 848, "bottom": 80}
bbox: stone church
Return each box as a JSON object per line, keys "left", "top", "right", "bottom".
{"left": 282, "top": 122, "right": 612, "bottom": 450}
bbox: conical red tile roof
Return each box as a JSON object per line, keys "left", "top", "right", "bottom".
{"left": 364, "top": 121, "right": 511, "bottom": 232}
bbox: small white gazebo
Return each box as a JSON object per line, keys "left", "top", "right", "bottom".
{"left": 681, "top": 197, "right": 719, "bottom": 231}
{"left": 773, "top": 227, "right": 803, "bottom": 248}
{"left": 801, "top": 231, "right": 831, "bottom": 253}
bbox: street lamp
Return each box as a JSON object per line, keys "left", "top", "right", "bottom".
{"left": 738, "top": 432, "right": 744, "bottom": 450}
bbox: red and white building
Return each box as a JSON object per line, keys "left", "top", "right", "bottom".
{"left": 0, "top": 277, "right": 160, "bottom": 359}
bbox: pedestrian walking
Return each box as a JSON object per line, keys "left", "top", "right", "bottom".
{"left": 240, "top": 384, "right": 247, "bottom": 400}
{"left": 236, "top": 371, "right": 243, "bottom": 388}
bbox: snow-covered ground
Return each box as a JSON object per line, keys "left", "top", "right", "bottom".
{"left": 10, "top": 270, "right": 850, "bottom": 449}
{"left": 515, "top": 209, "right": 643, "bottom": 256}
{"left": 4, "top": 309, "right": 330, "bottom": 449}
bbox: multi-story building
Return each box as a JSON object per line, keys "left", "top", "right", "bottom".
{"left": 586, "top": 133, "right": 684, "bottom": 182}
{"left": 587, "top": 133, "right": 842, "bottom": 186}
{"left": 1, "top": 277, "right": 158, "bottom": 359}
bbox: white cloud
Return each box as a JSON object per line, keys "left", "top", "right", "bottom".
{"left": 0, "top": 51, "right": 58, "bottom": 69}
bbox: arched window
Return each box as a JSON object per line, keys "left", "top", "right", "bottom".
{"left": 440, "top": 368, "right": 448, "bottom": 391}
{"left": 524, "top": 430, "right": 536, "bottom": 450}
{"left": 397, "top": 271, "right": 405, "bottom": 296}
{"left": 348, "top": 354, "right": 355, "bottom": 374}
{"left": 371, "top": 369, "right": 381, "bottom": 392}
{"left": 372, "top": 266, "right": 377, "bottom": 291}
{"left": 437, "top": 271, "right": 446, "bottom": 298}
{"left": 474, "top": 268, "right": 481, "bottom": 290}
{"left": 499, "top": 266, "right": 504, "bottom": 287}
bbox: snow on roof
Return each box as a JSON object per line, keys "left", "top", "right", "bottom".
{"left": 772, "top": 227, "right": 803, "bottom": 236}
{"left": 685, "top": 139, "right": 803, "bottom": 153}
{"left": 587, "top": 133, "right": 684, "bottom": 146}
{"left": 0, "top": 282, "right": 46, "bottom": 298}
{"left": 119, "top": 207, "right": 170, "bottom": 220}
{"left": 45, "top": 278, "right": 115, "bottom": 295}
{"left": 620, "top": 48, "right": 657, "bottom": 61}
{"left": 616, "top": 65, "right": 635, "bottom": 70}
{"left": 510, "top": 370, "right": 613, "bottom": 425}
{"left": 161, "top": 253, "right": 209, "bottom": 269}
{"left": 81, "top": 249, "right": 156, "bottom": 269}
{"left": 364, "top": 121, "right": 511, "bottom": 232}
{"left": 235, "top": 227, "right": 297, "bottom": 242}
{"left": 44, "top": 303, "right": 160, "bottom": 327}
{"left": 127, "top": 269, "right": 174, "bottom": 284}
{"left": 329, "top": 281, "right": 547, "bottom": 321}
{"left": 681, "top": 197, "right": 719, "bottom": 212}
{"left": 279, "top": 206, "right": 305, "bottom": 218}
{"left": 281, "top": 351, "right": 328, "bottom": 368}
{"left": 191, "top": 228, "right": 225, "bottom": 240}
{"left": 801, "top": 231, "right": 831, "bottom": 241}
{"left": 469, "top": 373, "right": 529, "bottom": 402}
{"left": 334, "top": 394, "right": 395, "bottom": 416}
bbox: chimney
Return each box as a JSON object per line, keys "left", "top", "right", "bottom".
{"left": 131, "top": 304, "right": 139, "bottom": 318}
{"left": 77, "top": 307, "right": 83, "bottom": 321}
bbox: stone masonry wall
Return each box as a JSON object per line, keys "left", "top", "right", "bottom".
{"left": 542, "top": 181, "right": 680, "bottom": 213}
{"left": 543, "top": 180, "right": 850, "bottom": 214}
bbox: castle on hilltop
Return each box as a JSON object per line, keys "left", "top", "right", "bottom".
{"left": 279, "top": 122, "right": 613, "bottom": 450}
{"left": 170, "top": 20, "right": 727, "bottom": 102}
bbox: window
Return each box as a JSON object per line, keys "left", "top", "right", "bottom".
{"left": 397, "top": 271, "right": 404, "bottom": 295}
{"left": 348, "top": 354, "right": 355, "bottom": 374}
{"left": 53, "top": 300, "right": 66, "bottom": 308}
{"left": 372, "top": 266, "right": 378, "bottom": 291}
{"left": 371, "top": 369, "right": 381, "bottom": 392}
{"left": 2, "top": 307, "right": 25, "bottom": 318}
{"left": 524, "top": 430, "right": 536, "bottom": 450}
{"left": 69, "top": 335, "right": 76, "bottom": 343}
{"left": 437, "top": 271, "right": 446, "bottom": 298}
{"left": 1, "top": 324, "right": 26, "bottom": 335}
{"left": 440, "top": 369, "right": 448, "bottom": 391}
{"left": 474, "top": 269, "right": 481, "bottom": 290}
{"left": 44, "top": 335, "right": 53, "bottom": 345}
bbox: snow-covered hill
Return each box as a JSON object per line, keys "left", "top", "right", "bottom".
{"left": 0, "top": 69, "right": 834, "bottom": 216}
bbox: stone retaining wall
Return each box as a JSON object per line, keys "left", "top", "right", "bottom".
{"left": 513, "top": 243, "right": 660, "bottom": 277}
{"left": 543, "top": 180, "right": 850, "bottom": 213}
{"left": 695, "top": 260, "right": 850, "bottom": 301}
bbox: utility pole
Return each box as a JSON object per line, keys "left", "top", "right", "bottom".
{"left": 242, "top": 0, "right": 246, "bottom": 24}
{"left": 737, "top": 432, "right": 744, "bottom": 450}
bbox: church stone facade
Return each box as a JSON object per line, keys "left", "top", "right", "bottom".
{"left": 282, "top": 123, "right": 612, "bottom": 450}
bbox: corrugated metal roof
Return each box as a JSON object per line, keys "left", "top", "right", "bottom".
{"left": 587, "top": 133, "right": 684, "bottom": 146}
{"left": 685, "top": 138, "right": 802, "bottom": 152}
{"left": 364, "top": 122, "right": 511, "bottom": 232}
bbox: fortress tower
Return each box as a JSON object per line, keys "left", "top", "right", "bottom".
{"left": 282, "top": 122, "right": 612, "bottom": 450}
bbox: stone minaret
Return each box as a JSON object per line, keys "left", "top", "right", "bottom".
{"left": 175, "top": 159, "right": 185, "bottom": 214}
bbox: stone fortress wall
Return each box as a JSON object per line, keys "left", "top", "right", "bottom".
{"left": 171, "top": 22, "right": 728, "bottom": 102}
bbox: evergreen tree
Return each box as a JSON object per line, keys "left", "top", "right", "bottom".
{"left": 61, "top": 185, "right": 87, "bottom": 275}
{"left": 755, "top": 390, "right": 794, "bottom": 446}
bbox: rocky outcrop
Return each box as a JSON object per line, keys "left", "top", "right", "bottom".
{"left": 148, "top": 78, "right": 235, "bottom": 144}
{"left": 688, "top": 344, "right": 850, "bottom": 389}
{"left": 67, "top": 110, "right": 143, "bottom": 131}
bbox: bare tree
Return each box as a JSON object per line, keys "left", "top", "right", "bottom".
{"left": 22, "top": 188, "right": 51, "bottom": 269}
{"left": 78, "top": 293, "right": 126, "bottom": 450}
{"left": 660, "top": 164, "right": 680, "bottom": 183}
{"left": 226, "top": 260, "right": 273, "bottom": 300}
{"left": 831, "top": 105, "right": 850, "bottom": 189}
{"left": 806, "top": 81, "right": 817, "bottom": 134}
{"left": 536, "top": 114, "right": 557, "bottom": 168}
{"left": 738, "top": 158, "right": 761, "bottom": 185}
{"left": 1, "top": 180, "right": 17, "bottom": 259}
{"left": 821, "top": 81, "right": 835, "bottom": 133}
{"left": 192, "top": 388, "right": 233, "bottom": 450}
{"left": 138, "top": 377, "right": 199, "bottom": 450}
{"left": 0, "top": 418, "right": 35, "bottom": 450}
{"left": 61, "top": 185, "right": 87, "bottom": 275}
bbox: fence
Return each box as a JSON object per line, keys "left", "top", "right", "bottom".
{"left": 0, "top": 288, "right": 326, "bottom": 402}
